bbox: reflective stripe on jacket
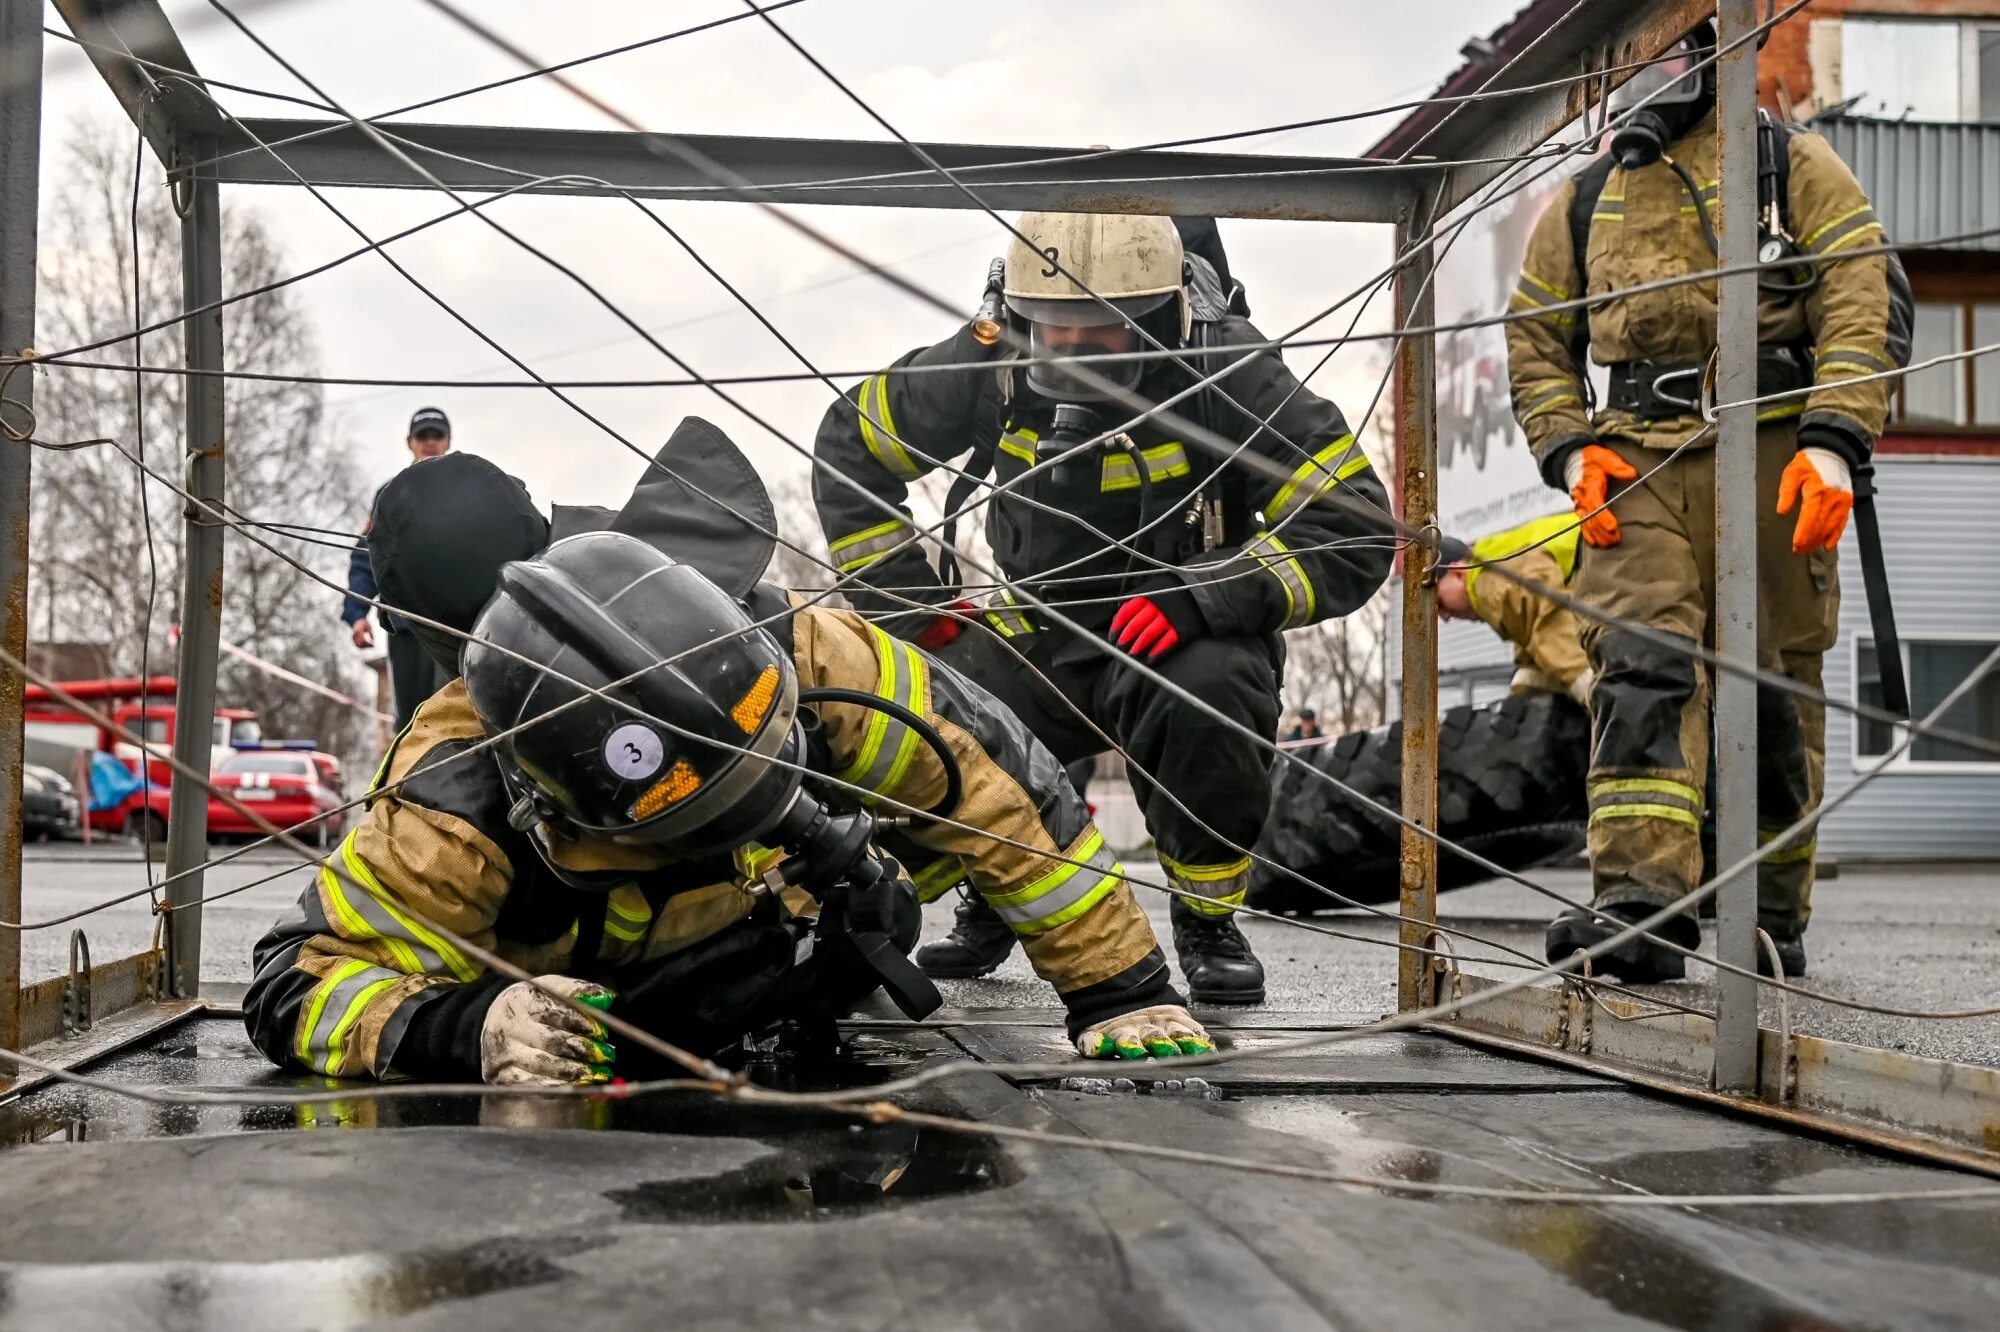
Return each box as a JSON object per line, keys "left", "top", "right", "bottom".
{"left": 244, "top": 604, "right": 1168, "bottom": 1079}
{"left": 814, "top": 317, "right": 1394, "bottom": 641}
{"left": 1462, "top": 518, "right": 1590, "bottom": 695}
{"left": 1505, "top": 110, "right": 1904, "bottom": 477}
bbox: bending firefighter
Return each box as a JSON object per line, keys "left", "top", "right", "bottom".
{"left": 814, "top": 212, "right": 1393, "bottom": 1003}
{"left": 244, "top": 533, "right": 1212, "bottom": 1085}
{"left": 1436, "top": 512, "right": 1593, "bottom": 707}
{"left": 1504, "top": 21, "right": 1910, "bottom": 980}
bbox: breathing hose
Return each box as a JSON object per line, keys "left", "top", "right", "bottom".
{"left": 796, "top": 686, "right": 964, "bottom": 820}
{"left": 1669, "top": 155, "right": 1819, "bottom": 298}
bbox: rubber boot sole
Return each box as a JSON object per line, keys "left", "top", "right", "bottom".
{"left": 1189, "top": 981, "right": 1266, "bottom": 1006}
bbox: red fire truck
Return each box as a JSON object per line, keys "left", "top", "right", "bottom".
{"left": 23, "top": 677, "right": 267, "bottom": 838}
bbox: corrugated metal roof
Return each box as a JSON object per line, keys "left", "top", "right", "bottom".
{"left": 1366, "top": 0, "right": 1574, "bottom": 159}
{"left": 1816, "top": 116, "right": 2000, "bottom": 253}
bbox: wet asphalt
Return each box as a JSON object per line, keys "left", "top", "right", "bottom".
{"left": 8, "top": 846, "right": 2000, "bottom": 1329}
{"left": 22, "top": 840, "right": 1995, "bottom": 1066}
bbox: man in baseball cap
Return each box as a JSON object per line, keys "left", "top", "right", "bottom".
{"left": 405, "top": 406, "right": 451, "bottom": 458}
{"left": 341, "top": 407, "right": 457, "bottom": 730}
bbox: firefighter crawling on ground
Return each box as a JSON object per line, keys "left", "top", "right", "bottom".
{"left": 243, "top": 462, "right": 1211, "bottom": 1086}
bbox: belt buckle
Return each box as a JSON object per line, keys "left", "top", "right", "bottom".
{"left": 1649, "top": 365, "right": 1703, "bottom": 413}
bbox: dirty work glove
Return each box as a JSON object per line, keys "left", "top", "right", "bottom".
{"left": 480, "top": 976, "right": 617, "bottom": 1086}
{"left": 1564, "top": 444, "right": 1640, "bottom": 548}
{"left": 913, "top": 600, "right": 975, "bottom": 652}
{"left": 1567, "top": 669, "right": 1596, "bottom": 710}
{"left": 1110, "top": 578, "right": 1207, "bottom": 663}
{"left": 1078, "top": 1004, "right": 1214, "bottom": 1060}
{"left": 1776, "top": 446, "right": 1854, "bottom": 554}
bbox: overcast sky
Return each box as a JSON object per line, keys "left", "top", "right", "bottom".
{"left": 37, "top": 0, "right": 1528, "bottom": 518}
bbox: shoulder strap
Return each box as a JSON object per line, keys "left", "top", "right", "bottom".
{"left": 1567, "top": 155, "right": 1618, "bottom": 292}
{"left": 937, "top": 393, "right": 1004, "bottom": 594}
{"left": 1759, "top": 109, "right": 1794, "bottom": 237}
{"left": 1185, "top": 319, "right": 1252, "bottom": 542}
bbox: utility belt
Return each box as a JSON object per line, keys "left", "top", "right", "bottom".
{"left": 1604, "top": 347, "right": 1809, "bottom": 421}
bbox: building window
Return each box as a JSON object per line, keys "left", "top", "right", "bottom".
{"left": 1840, "top": 18, "right": 2000, "bottom": 122}
{"left": 1889, "top": 299, "right": 2000, "bottom": 429}
{"left": 1857, "top": 640, "right": 2000, "bottom": 766}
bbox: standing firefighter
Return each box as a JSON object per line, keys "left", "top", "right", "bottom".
{"left": 1436, "top": 512, "right": 1594, "bottom": 707}
{"left": 244, "top": 533, "right": 1213, "bottom": 1083}
{"left": 813, "top": 212, "right": 1394, "bottom": 1003}
{"left": 1504, "top": 22, "right": 1910, "bottom": 979}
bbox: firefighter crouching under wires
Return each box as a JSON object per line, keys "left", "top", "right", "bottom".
{"left": 243, "top": 532, "right": 1213, "bottom": 1085}
{"left": 813, "top": 211, "right": 1394, "bottom": 1004}
{"left": 1436, "top": 512, "right": 1593, "bottom": 708}
{"left": 1504, "top": 21, "right": 1909, "bottom": 981}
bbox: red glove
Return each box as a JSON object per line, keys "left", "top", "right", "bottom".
{"left": 914, "top": 601, "right": 974, "bottom": 651}
{"left": 1564, "top": 443, "right": 1640, "bottom": 549}
{"left": 1110, "top": 580, "right": 1205, "bottom": 663}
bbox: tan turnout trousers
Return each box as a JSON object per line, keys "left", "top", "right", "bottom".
{"left": 1573, "top": 424, "right": 1837, "bottom": 930}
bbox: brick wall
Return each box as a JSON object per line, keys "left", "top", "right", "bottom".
{"left": 1760, "top": 0, "right": 2000, "bottom": 117}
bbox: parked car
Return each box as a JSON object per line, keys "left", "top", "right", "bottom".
{"left": 206, "top": 749, "right": 346, "bottom": 846}
{"left": 21, "top": 763, "right": 82, "bottom": 841}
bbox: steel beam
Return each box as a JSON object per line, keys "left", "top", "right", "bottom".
{"left": 208, "top": 118, "right": 1417, "bottom": 223}
{"left": 1421, "top": 0, "right": 1715, "bottom": 214}
{"left": 1712, "top": 0, "right": 1761, "bottom": 1093}
{"left": 1394, "top": 216, "right": 1440, "bottom": 1013}
{"left": 0, "top": 0, "right": 44, "bottom": 1065}
{"left": 49, "top": 0, "right": 234, "bottom": 169}
{"left": 1434, "top": 972, "right": 2000, "bottom": 1179}
{"left": 160, "top": 165, "right": 225, "bottom": 998}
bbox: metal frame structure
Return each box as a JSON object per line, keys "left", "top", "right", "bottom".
{"left": 4, "top": 0, "right": 1995, "bottom": 1171}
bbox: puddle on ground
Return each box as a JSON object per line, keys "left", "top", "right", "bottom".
{"left": 605, "top": 1113, "right": 1008, "bottom": 1222}
{"left": 0, "top": 1026, "right": 952, "bottom": 1145}
{"left": 0, "top": 1236, "right": 596, "bottom": 1329}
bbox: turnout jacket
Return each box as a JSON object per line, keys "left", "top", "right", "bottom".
{"left": 813, "top": 314, "right": 1392, "bottom": 640}
{"left": 1505, "top": 110, "right": 1906, "bottom": 484}
{"left": 1461, "top": 513, "right": 1590, "bottom": 698}
{"left": 245, "top": 602, "right": 1171, "bottom": 1080}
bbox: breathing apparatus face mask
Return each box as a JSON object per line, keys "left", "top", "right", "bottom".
{"left": 1016, "top": 292, "right": 1174, "bottom": 402}
{"left": 1608, "top": 39, "right": 1712, "bottom": 170}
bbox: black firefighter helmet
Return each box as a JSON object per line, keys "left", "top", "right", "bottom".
{"left": 464, "top": 531, "right": 802, "bottom": 857}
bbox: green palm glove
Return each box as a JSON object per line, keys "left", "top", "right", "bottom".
{"left": 1077, "top": 1004, "right": 1213, "bottom": 1060}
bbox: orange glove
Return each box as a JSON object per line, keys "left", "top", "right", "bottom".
{"left": 1563, "top": 443, "right": 1640, "bottom": 548}
{"left": 1776, "top": 447, "right": 1854, "bottom": 554}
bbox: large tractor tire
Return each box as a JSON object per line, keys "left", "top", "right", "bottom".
{"left": 1248, "top": 691, "right": 1592, "bottom": 915}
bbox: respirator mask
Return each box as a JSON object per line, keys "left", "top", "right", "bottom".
{"left": 1607, "top": 33, "right": 1714, "bottom": 170}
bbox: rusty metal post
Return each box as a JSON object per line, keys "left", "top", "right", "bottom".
{"left": 1395, "top": 213, "right": 1440, "bottom": 1012}
{"left": 1712, "top": 0, "right": 1761, "bottom": 1091}
{"left": 161, "top": 156, "right": 225, "bottom": 997}
{"left": 0, "top": 0, "right": 44, "bottom": 1059}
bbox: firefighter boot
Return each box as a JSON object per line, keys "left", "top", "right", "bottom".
{"left": 914, "top": 890, "right": 1016, "bottom": 979}
{"left": 1544, "top": 902, "right": 1700, "bottom": 984}
{"left": 1171, "top": 898, "right": 1266, "bottom": 1005}
{"left": 1758, "top": 917, "right": 1808, "bottom": 979}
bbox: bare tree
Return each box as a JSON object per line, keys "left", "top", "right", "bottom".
{"left": 29, "top": 121, "right": 369, "bottom": 761}
{"left": 1281, "top": 591, "right": 1389, "bottom": 733}
{"left": 764, "top": 465, "right": 843, "bottom": 601}
{"left": 766, "top": 459, "right": 998, "bottom": 612}
{"left": 1277, "top": 359, "right": 1395, "bottom": 736}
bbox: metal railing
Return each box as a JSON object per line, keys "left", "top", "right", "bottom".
{"left": 4, "top": 0, "right": 1993, "bottom": 1175}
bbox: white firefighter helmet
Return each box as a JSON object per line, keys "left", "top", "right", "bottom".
{"left": 1002, "top": 212, "right": 1187, "bottom": 401}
